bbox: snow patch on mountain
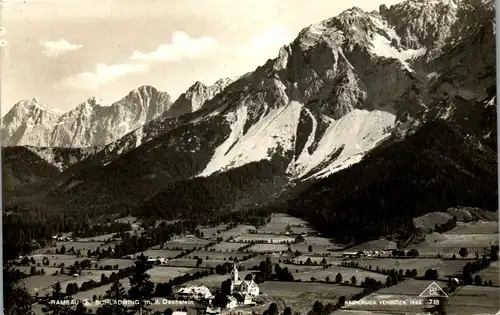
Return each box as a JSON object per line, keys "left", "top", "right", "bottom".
{"left": 300, "top": 109, "right": 396, "bottom": 180}
{"left": 199, "top": 101, "right": 303, "bottom": 177}
{"left": 369, "top": 34, "right": 426, "bottom": 72}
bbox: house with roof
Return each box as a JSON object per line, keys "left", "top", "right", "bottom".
{"left": 342, "top": 251, "right": 368, "bottom": 259}
{"left": 204, "top": 306, "right": 221, "bottom": 315}
{"left": 175, "top": 285, "right": 213, "bottom": 300}
{"left": 146, "top": 257, "right": 168, "bottom": 265}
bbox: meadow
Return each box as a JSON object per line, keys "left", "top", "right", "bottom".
{"left": 234, "top": 234, "right": 294, "bottom": 243}
{"left": 248, "top": 244, "right": 289, "bottom": 253}
{"left": 255, "top": 281, "right": 362, "bottom": 315}
{"left": 207, "top": 242, "right": 247, "bottom": 252}
{"left": 137, "top": 249, "right": 184, "bottom": 259}
{"left": 446, "top": 285, "right": 500, "bottom": 315}
{"left": 146, "top": 266, "right": 200, "bottom": 283}
{"left": 22, "top": 275, "right": 74, "bottom": 294}
{"left": 256, "top": 213, "right": 310, "bottom": 234}
{"left": 293, "top": 266, "right": 387, "bottom": 283}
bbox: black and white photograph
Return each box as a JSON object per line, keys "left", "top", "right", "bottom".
{"left": 1, "top": 0, "right": 498, "bottom": 314}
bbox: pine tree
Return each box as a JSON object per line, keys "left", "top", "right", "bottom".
{"left": 128, "top": 254, "right": 154, "bottom": 315}
{"left": 4, "top": 267, "right": 35, "bottom": 315}
{"left": 41, "top": 281, "right": 72, "bottom": 315}
{"left": 97, "top": 277, "right": 132, "bottom": 315}
{"left": 335, "top": 273, "right": 342, "bottom": 283}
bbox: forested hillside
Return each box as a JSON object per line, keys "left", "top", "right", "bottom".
{"left": 286, "top": 120, "right": 497, "bottom": 242}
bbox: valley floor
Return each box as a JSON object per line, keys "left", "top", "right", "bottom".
{"left": 10, "top": 213, "right": 500, "bottom": 315}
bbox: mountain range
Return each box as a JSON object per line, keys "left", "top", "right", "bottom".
{"left": 1, "top": 79, "right": 234, "bottom": 148}
{"left": 3, "top": 0, "right": 497, "bottom": 241}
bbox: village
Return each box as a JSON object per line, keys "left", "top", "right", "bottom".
{"left": 9, "top": 211, "right": 500, "bottom": 315}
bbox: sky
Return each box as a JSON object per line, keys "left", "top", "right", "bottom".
{"left": 0, "top": 0, "right": 404, "bottom": 114}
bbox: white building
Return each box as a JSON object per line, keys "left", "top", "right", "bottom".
{"left": 147, "top": 257, "right": 168, "bottom": 265}
{"left": 205, "top": 306, "right": 221, "bottom": 315}
{"left": 176, "top": 285, "right": 213, "bottom": 300}
{"left": 230, "top": 263, "right": 259, "bottom": 297}
{"left": 226, "top": 296, "right": 238, "bottom": 309}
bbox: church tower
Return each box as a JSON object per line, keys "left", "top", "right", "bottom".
{"left": 232, "top": 262, "right": 239, "bottom": 282}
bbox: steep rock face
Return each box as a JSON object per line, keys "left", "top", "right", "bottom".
{"left": 1, "top": 99, "right": 62, "bottom": 147}
{"left": 2, "top": 85, "right": 172, "bottom": 148}
{"left": 194, "top": 0, "right": 495, "bottom": 179}
{"left": 168, "top": 78, "right": 234, "bottom": 117}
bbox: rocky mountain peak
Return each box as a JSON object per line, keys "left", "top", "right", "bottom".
{"left": 380, "top": 0, "right": 494, "bottom": 49}
{"left": 168, "top": 78, "right": 234, "bottom": 116}
{"left": 2, "top": 85, "right": 173, "bottom": 147}
{"left": 8, "top": 98, "right": 60, "bottom": 115}
{"left": 190, "top": 81, "right": 206, "bottom": 91}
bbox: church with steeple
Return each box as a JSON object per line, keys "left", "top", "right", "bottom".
{"left": 230, "top": 263, "right": 259, "bottom": 299}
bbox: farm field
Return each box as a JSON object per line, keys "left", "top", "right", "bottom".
{"left": 166, "top": 258, "right": 229, "bottom": 268}
{"left": 292, "top": 255, "right": 343, "bottom": 265}
{"left": 347, "top": 239, "right": 397, "bottom": 251}
{"left": 137, "top": 249, "right": 183, "bottom": 259}
{"left": 22, "top": 275, "right": 74, "bottom": 294}
{"left": 14, "top": 266, "right": 61, "bottom": 275}
{"left": 417, "top": 232, "right": 497, "bottom": 248}
{"left": 282, "top": 264, "right": 326, "bottom": 273}
{"left": 239, "top": 254, "right": 294, "bottom": 269}
{"left": 427, "top": 259, "right": 470, "bottom": 278}
{"left": 213, "top": 224, "right": 256, "bottom": 240}
{"left": 255, "top": 281, "right": 362, "bottom": 315}
{"left": 72, "top": 279, "right": 131, "bottom": 301}
{"left": 476, "top": 261, "right": 500, "bottom": 286}
{"left": 33, "top": 271, "right": 120, "bottom": 296}
{"left": 161, "top": 243, "right": 203, "bottom": 250}
{"left": 207, "top": 242, "right": 247, "bottom": 252}
{"left": 184, "top": 270, "right": 255, "bottom": 289}
{"left": 293, "top": 266, "right": 387, "bottom": 283}
{"left": 446, "top": 221, "right": 499, "bottom": 234}
{"left": 248, "top": 244, "right": 289, "bottom": 253}
{"left": 291, "top": 244, "right": 330, "bottom": 254}
{"left": 56, "top": 241, "right": 119, "bottom": 252}
{"left": 185, "top": 250, "right": 249, "bottom": 260}
{"left": 290, "top": 226, "right": 315, "bottom": 234}
{"left": 146, "top": 266, "right": 199, "bottom": 283}
{"left": 446, "top": 285, "right": 500, "bottom": 315}
{"left": 198, "top": 224, "right": 228, "bottom": 238}
{"left": 77, "top": 233, "right": 120, "bottom": 242}
{"left": 95, "top": 258, "right": 136, "bottom": 269}
{"left": 355, "top": 258, "right": 444, "bottom": 276}
{"left": 234, "top": 234, "right": 294, "bottom": 243}
{"left": 168, "top": 235, "right": 212, "bottom": 245}
{"left": 303, "top": 236, "right": 335, "bottom": 245}
{"left": 256, "top": 213, "right": 310, "bottom": 233}
{"left": 25, "top": 254, "right": 93, "bottom": 267}
{"left": 409, "top": 246, "right": 490, "bottom": 258}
